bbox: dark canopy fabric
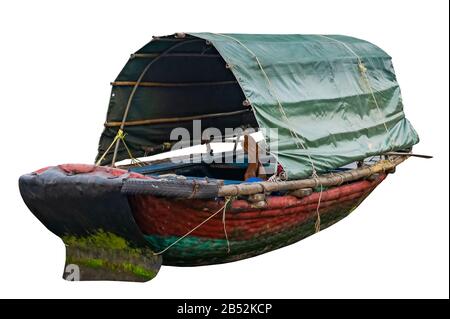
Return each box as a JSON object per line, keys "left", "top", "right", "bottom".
{"left": 96, "top": 33, "right": 419, "bottom": 179}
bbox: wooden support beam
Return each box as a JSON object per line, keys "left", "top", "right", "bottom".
{"left": 130, "top": 53, "right": 221, "bottom": 59}
{"left": 105, "top": 109, "right": 252, "bottom": 127}
{"left": 151, "top": 36, "right": 195, "bottom": 42}
{"left": 111, "top": 80, "right": 237, "bottom": 88}
{"left": 218, "top": 156, "right": 408, "bottom": 197}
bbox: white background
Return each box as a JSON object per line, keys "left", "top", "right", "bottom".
{"left": 0, "top": 0, "right": 448, "bottom": 299}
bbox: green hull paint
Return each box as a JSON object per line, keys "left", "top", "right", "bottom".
{"left": 144, "top": 206, "right": 355, "bottom": 266}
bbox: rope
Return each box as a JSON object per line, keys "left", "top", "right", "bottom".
{"left": 222, "top": 197, "right": 232, "bottom": 253}
{"left": 214, "top": 33, "right": 325, "bottom": 232}
{"left": 110, "top": 39, "right": 203, "bottom": 166}
{"left": 153, "top": 197, "right": 232, "bottom": 255}
{"left": 318, "top": 35, "right": 389, "bottom": 134}
{"left": 314, "top": 183, "right": 324, "bottom": 233}
{"left": 95, "top": 129, "right": 142, "bottom": 166}
{"left": 214, "top": 33, "right": 319, "bottom": 178}
{"left": 312, "top": 34, "right": 397, "bottom": 231}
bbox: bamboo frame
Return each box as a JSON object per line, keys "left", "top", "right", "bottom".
{"left": 111, "top": 80, "right": 237, "bottom": 88}
{"left": 217, "top": 155, "right": 408, "bottom": 196}
{"left": 111, "top": 39, "right": 203, "bottom": 166}
{"left": 130, "top": 53, "right": 221, "bottom": 59}
{"left": 105, "top": 109, "right": 252, "bottom": 127}
{"left": 151, "top": 36, "right": 195, "bottom": 42}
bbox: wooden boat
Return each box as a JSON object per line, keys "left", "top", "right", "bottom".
{"left": 19, "top": 33, "right": 420, "bottom": 281}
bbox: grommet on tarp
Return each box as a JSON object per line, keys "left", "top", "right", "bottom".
{"left": 225, "top": 63, "right": 231, "bottom": 69}
{"left": 242, "top": 99, "right": 251, "bottom": 107}
{"left": 175, "top": 32, "right": 186, "bottom": 39}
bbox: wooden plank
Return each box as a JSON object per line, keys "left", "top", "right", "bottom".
{"left": 111, "top": 80, "right": 237, "bottom": 88}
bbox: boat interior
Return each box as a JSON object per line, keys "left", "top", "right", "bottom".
{"left": 124, "top": 148, "right": 382, "bottom": 186}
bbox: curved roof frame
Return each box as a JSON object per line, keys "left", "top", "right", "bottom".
{"left": 96, "top": 33, "right": 419, "bottom": 179}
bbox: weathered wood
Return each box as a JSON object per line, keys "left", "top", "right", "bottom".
{"left": 289, "top": 188, "right": 313, "bottom": 198}
{"left": 366, "top": 173, "right": 381, "bottom": 181}
{"left": 131, "top": 53, "right": 222, "bottom": 59}
{"left": 218, "top": 156, "right": 407, "bottom": 197}
{"left": 111, "top": 39, "right": 203, "bottom": 166}
{"left": 248, "top": 193, "right": 266, "bottom": 203}
{"left": 152, "top": 36, "right": 186, "bottom": 41}
{"left": 105, "top": 109, "right": 252, "bottom": 127}
{"left": 251, "top": 201, "right": 267, "bottom": 209}
{"left": 111, "top": 80, "right": 237, "bottom": 87}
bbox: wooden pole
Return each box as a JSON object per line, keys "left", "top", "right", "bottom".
{"left": 130, "top": 53, "right": 221, "bottom": 59}
{"left": 384, "top": 152, "right": 433, "bottom": 159}
{"left": 105, "top": 109, "right": 251, "bottom": 127}
{"left": 110, "top": 39, "right": 204, "bottom": 166}
{"left": 217, "top": 156, "right": 407, "bottom": 196}
{"left": 111, "top": 80, "right": 237, "bottom": 87}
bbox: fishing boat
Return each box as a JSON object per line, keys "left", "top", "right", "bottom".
{"left": 19, "top": 33, "right": 422, "bottom": 282}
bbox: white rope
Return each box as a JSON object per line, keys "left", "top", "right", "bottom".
{"left": 315, "top": 183, "right": 324, "bottom": 233}
{"left": 222, "top": 200, "right": 231, "bottom": 253}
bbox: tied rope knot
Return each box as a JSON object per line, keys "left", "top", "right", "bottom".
{"left": 96, "top": 129, "right": 142, "bottom": 167}
{"left": 358, "top": 61, "right": 367, "bottom": 74}
{"left": 116, "top": 128, "right": 126, "bottom": 140}
{"left": 312, "top": 169, "right": 323, "bottom": 233}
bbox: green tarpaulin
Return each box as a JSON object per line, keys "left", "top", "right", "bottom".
{"left": 97, "top": 33, "right": 419, "bottom": 179}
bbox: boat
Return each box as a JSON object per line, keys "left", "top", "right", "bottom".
{"left": 19, "top": 33, "right": 421, "bottom": 282}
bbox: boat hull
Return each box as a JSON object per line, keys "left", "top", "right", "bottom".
{"left": 19, "top": 164, "right": 162, "bottom": 282}
{"left": 129, "top": 174, "right": 386, "bottom": 266}
{"left": 19, "top": 163, "right": 388, "bottom": 270}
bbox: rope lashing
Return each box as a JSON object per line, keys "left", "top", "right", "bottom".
{"left": 153, "top": 197, "right": 233, "bottom": 256}
{"left": 314, "top": 34, "right": 397, "bottom": 230}
{"left": 318, "top": 35, "right": 390, "bottom": 135}
{"left": 312, "top": 173, "right": 324, "bottom": 233}
{"left": 222, "top": 196, "right": 233, "bottom": 253}
{"left": 95, "top": 129, "right": 142, "bottom": 167}
{"left": 214, "top": 33, "right": 323, "bottom": 232}
{"left": 214, "top": 33, "right": 319, "bottom": 178}
{"left": 110, "top": 39, "right": 203, "bottom": 166}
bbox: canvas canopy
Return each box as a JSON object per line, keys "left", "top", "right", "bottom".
{"left": 96, "top": 33, "right": 419, "bottom": 179}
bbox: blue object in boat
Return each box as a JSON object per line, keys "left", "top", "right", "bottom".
{"left": 245, "top": 177, "right": 264, "bottom": 183}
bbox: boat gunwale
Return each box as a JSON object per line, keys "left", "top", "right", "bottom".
{"left": 120, "top": 154, "right": 409, "bottom": 199}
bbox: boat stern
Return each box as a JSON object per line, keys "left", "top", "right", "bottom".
{"left": 18, "top": 164, "right": 161, "bottom": 282}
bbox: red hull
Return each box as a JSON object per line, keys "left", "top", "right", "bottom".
{"left": 129, "top": 174, "right": 386, "bottom": 265}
